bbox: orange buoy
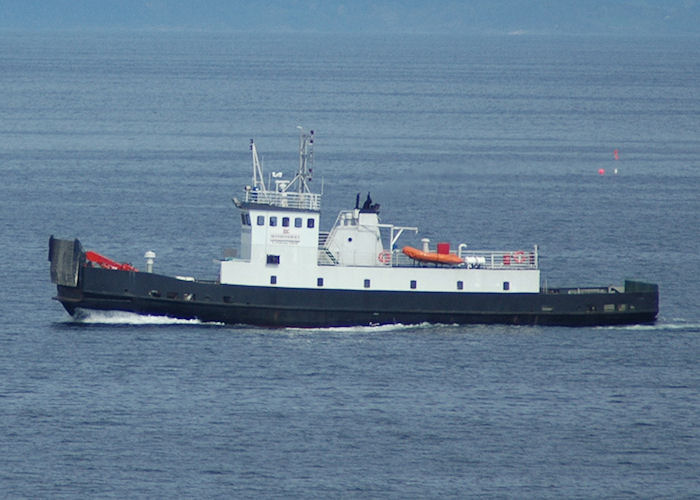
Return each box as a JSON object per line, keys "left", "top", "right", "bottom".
{"left": 377, "top": 251, "right": 391, "bottom": 264}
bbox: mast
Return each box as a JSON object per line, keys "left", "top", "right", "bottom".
{"left": 240, "top": 128, "right": 320, "bottom": 211}
{"left": 285, "top": 127, "right": 314, "bottom": 194}
{"left": 250, "top": 139, "right": 266, "bottom": 192}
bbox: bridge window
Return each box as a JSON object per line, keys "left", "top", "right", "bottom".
{"left": 257, "top": 215, "right": 264, "bottom": 226}
{"left": 241, "top": 213, "right": 251, "bottom": 226}
{"left": 269, "top": 216, "right": 277, "bottom": 227}
{"left": 282, "top": 217, "right": 290, "bottom": 227}
{"left": 295, "top": 217, "right": 302, "bottom": 228}
{"left": 307, "top": 218, "right": 315, "bottom": 228}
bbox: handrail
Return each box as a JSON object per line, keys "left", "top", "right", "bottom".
{"left": 244, "top": 189, "right": 321, "bottom": 211}
{"left": 389, "top": 249, "right": 538, "bottom": 269}
{"left": 459, "top": 249, "right": 538, "bottom": 269}
{"left": 317, "top": 247, "right": 539, "bottom": 269}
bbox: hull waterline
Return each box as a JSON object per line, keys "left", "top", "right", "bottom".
{"left": 53, "top": 263, "right": 658, "bottom": 328}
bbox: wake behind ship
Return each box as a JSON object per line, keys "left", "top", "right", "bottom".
{"left": 50, "top": 130, "right": 658, "bottom": 327}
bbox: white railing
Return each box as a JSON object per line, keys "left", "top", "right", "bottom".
{"left": 457, "top": 249, "right": 538, "bottom": 269}
{"left": 317, "top": 247, "right": 539, "bottom": 269}
{"left": 389, "top": 249, "right": 538, "bottom": 269}
{"left": 245, "top": 189, "right": 321, "bottom": 211}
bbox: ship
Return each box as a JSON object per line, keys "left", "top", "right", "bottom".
{"left": 49, "top": 129, "right": 658, "bottom": 327}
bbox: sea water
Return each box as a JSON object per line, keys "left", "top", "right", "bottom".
{"left": 1, "top": 31, "right": 699, "bottom": 497}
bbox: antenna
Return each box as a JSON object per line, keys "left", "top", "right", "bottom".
{"left": 250, "top": 139, "right": 266, "bottom": 192}
{"left": 285, "top": 127, "right": 314, "bottom": 194}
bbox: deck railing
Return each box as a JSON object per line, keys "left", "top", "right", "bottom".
{"left": 245, "top": 189, "right": 321, "bottom": 211}
{"left": 391, "top": 249, "right": 538, "bottom": 269}
{"left": 317, "top": 247, "right": 539, "bottom": 269}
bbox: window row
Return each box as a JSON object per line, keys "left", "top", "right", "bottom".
{"left": 146, "top": 280, "right": 513, "bottom": 299}
{"left": 147, "top": 280, "right": 513, "bottom": 298}
{"left": 241, "top": 214, "right": 315, "bottom": 228}
{"left": 263, "top": 278, "right": 511, "bottom": 291}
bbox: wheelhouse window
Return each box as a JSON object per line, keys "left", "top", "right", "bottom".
{"left": 294, "top": 217, "right": 302, "bottom": 228}
{"left": 307, "top": 218, "right": 315, "bottom": 228}
{"left": 269, "top": 216, "right": 277, "bottom": 227}
{"left": 282, "top": 217, "right": 290, "bottom": 227}
{"left": 257, "top": 215, "right": 265, "bottom": 226}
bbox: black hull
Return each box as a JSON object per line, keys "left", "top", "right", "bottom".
{"left": 53, "top": 265, "right": 658, "bottom": 328}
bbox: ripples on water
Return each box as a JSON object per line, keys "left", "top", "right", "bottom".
{"left": 1, "top": 32, "right": 699, "bottom": 497}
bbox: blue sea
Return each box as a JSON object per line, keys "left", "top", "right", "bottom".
{"left": 1, "top": 31, "right": 699, "bottom": 498}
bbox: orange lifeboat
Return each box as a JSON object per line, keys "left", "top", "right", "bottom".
{"left": 402, "top": 246, "right": 464, "bottom": 265}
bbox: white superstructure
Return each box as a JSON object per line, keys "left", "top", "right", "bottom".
{"left": 220, "top": 129, "right": 540, "bottom": 293}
